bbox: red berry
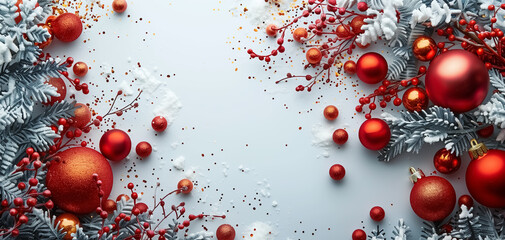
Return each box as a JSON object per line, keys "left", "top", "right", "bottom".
{"left": 357, "top": 2, "right": 368, "bottom": 11}
{"left": 28, "top": 178, "right": 38, "bottom": 186}
{"left": 13, "top": 198, "right": 23, "bottom": 206}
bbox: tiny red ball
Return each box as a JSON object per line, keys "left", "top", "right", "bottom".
{"left": 332, "top": 129, "right": 348, "bottom": 145}
{"left": 152, "top": 116, "right": 168, "bottom": 132}
{"left": 458, "top": 195, "right": 474, "bottom": 208}
{"left": 352, "top": 229, "right": 367, "bottom": 240}
{"left": 136, "top": 141, "right": 152, "bottom": 158}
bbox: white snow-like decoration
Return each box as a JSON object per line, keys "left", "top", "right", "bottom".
{"left": 459, "top": 204, "right": 473, "bottom": 219}
{"left": 243, "top": 221, "right": 275, "bottom": 240}
{"left": 357, "top": 0, "right": 403, "bottom": 45}
{"left": 393, "top": 219, "right": 409, "bottom": 240}
{"left": 172, "top": 156, "right": 185, "bottom": 170}
{"left": 410, "top": 0, "right": 461, "bottom": 28}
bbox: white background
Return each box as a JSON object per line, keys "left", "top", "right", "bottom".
{"left": 46, "top": 0, "right": 471, "bottom": 239}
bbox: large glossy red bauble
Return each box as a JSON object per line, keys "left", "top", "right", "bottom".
{"left": 356, "top": 52, "right": 388, "bottom": 84}
{"left": 425, "top": 49, "right": 489, "bottom": 113}
{"left": 358, "top": 118, "right": 391, "bottom": 150}
{"left": 45, "top": 78, "right": 67, "bottom": 105}
{"left": 46, "top": 147, "right": 113, "bottom": 214}
{"left": 466, "top": 149, "right": 505, "bottom": 208}
{"left": 52, "top": 13, "right": 83, "bottom": 42}
{"left": 410, "top": 176, "right": 456, "bottom": 221}
{"left": 99, "top": 129, "right": 132, "bottom": 161}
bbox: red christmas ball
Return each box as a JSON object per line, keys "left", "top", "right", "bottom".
{"left": 425, "top": 49, "right": 489, "bottom": 113}
{"left": 458, "top": 195, "right": 474, "bottom": 208}
{"left": 352, "top": 229, "right": 366, "bottom": 240}
{"left": 216, "top": 224, "right": 235, "bottom": 240}
{"left": 99, "top": 129, "right": 132, "bottom": 161}
{"left": 112, "top": 0, "right": 127, "bottom": 13}
{"left": 152, "top": 116, "right": 168, "bottom": 132}
{"left": 72, "top": 103, "right": 91, "bottom": 129}
{"left": 293, "top": 28, "right": 308, "bottom": 43}
{"left": 73, "top": 62, "right": 88, "bottom": 77}
{"left": 52, "top": 13, "right": 83, "bottom": 42}
{"left": 358, "top": 118, "right": 391, "bottom": 150}
{"left": 177, "top": 179, "right": 193, "bottom": 194}
{"left": 116, "top": 194, "right": 130, "bottom": 202}
{"left": 466, "top": 142, "right": 505, "bottom": 208}
{"left": 266, "top": 24, "right": 277, "bottom": 37}
{"left": 477, "top": 125, "right": 494, "bottom": 138}
{"left": 306, "top": 48, "right": 322, "bottom": 65}
{"left": 102, "top": 199, "right": 117, "bottom": 213}
{"left": 46, "top": 147, "right": 113, "bottom": 214}
{"left": 356, "top": 52, "right": 388, "bottom": 84}
{"left": 369, "top": 206, "right": 385, "bottom": 221}
{"left": 134, "top": 202, "right": 148, "bottom": 213}
{"left": 433, "top": 148, "right": 461, "bottom": 174}
{"left": 45, "top": 78, "right": 67, "bottom": 105}
{"left": 323, "top": 105, "right": 339, "bottom": 120}
{"left": 410, "top": 169, "right": 456, "bottom": 221}
{"left": 329, "top": 164, "right": 345, "bottom": 181}
{"left": 402, "top": 87, "right": 429, "bottom": 112}
{"left": 136, "top": 141, "right": 152, "bottom": 158}
{"left": 332, "top": 129, "right": 348, "bottom": 145}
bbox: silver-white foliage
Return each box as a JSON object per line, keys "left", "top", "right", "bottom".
{"left": 410, "top": 0, "right": 461, "bottom": 28}
{"left": 476, "top": 93, "right": 505, "bottom": 129}
{"left": 357, "top": 0, "right": 403, "bottom": 45}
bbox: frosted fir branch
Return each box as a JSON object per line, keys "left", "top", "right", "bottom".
{"left": 420, "top": 222, "right": 451, "bottom": 240}
{"left": 392, "top": 219, "right": 410, "bottom": 240}
{"left": 410, "top": 0, "right": 462, "bottom": 28}
{"left": 19, "top": 208, "right": 66, "bottom": 239}
{"left": 357, "top": 0, "right": 403, "bottom": 45}
{"left": 451, "top": 205, "right": 480, "bottom": 239}
{"left": 368, "top": 225, "right": 386, "bottom": 240}
{"left": 475, "top": 93, "right": 505, "bottom": 128}
{"left": 379, "top": 106, "right": 479, "bottom": 161}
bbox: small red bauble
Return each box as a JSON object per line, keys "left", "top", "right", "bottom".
{"left": 136, "top": 141, "right": 152, "bottom": 158}
{"left": 46, "top": 147, "right": 113, "bottom": 214}
{"left": 102, "top": 199, "right": 117, "bottom": 213}
{"left": 356, "top": 52, "right": 388, "bottom": 84}
{"left": 116, "top": 194, "right": 130, "bottom": 202}
{"left": 293, "top": 28, "right": 308, "bottom": 43}
{"left": 306, "top": 48, "right": 322, "bottom": 64}
{"left": 266, "top": 24, "right": 277, "bottom": 37}
{"left": 369, "top": 206, "right": 385, "bottom": 221}
{"left": 99, "top": 129, "right": 132, "bottom": 161}
{"left": 477, "top": 125, "right": 494, "bottom": 138}
{"left": 409, "top": 168, "right": 456, "bottom": 222}
{"left": 332, "top": 129, "right": 348, "bottom": 145}
{"left": 336, "top": 24, "right": 351, "bottom": 38}
{"left": 433, "top": 148, "right": 461, "bottom": 174}
{"left": 352, "top": 229, "right": 366, "bottom": 240}
{"left": 152, "top": 116, "right": 168, "bottom": 132}
{"left": 402, "top": 87, "right": 429, "bottom": 112}
{"left": 425, "top": 49, "right": 489, "bottom": 113}
{"left": 177, "top": 179, "right": 193, "bottom": 194}
{"left": 344, "top": 60, "right": 357, "bottom": 75}
{"left": 73, "top": 62, "right": 88, "bottom": 77}
{"left": 412, "top": 36, "right": 437, "bottom": 61}
{"left": 52, "top": 13, "right": 83, "bottom": 42}
{"left": 350, "top": 16, "right": 366, "bottom": 34}
{"left": 458, "top": 195, "right": 474, "bottom": 208}
{"left": 329, "top": 164, "right": 345, "bottom": 181}
{"left": 358, "top": 118, "right": 391, "bottom": 150}
{"left": 216, "top": 224, "right": 236, "bottom": 240}
{"left": 466, "top": 140, "right": 505, "bottom": 208}
{"left": 323, "top": 105, "right": 339, "bottom": 120}
{"left": 134, "top": 202, "right": 148, "bottom": 214}
{"left": 72, "top": 103, "right": 91, "bottom": 129}
{"left": 112, "top": 0, "right": 127, "bottom": 13}
{"left": 45, "top": 78, "right": 66, "bottom": 105}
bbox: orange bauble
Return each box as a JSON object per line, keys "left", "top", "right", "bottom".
{"left": 336, "top": 24, "right": 351, "bottom": 38}
{"left": 52, "top": 13, "right": 83, "bottom": 42}
{"left": 266, "top": 24, "right": 277, "bottom": 37}
{"left": 402, "top": 87, "right": 429, "bottom": 112}
{"left": 55, "top": 213, "right": 80, "bottom": 240}
{"left": 350, "top": 16, "right": 366, "bottom": 34}
{"left": 216, "top": 224, "right": 236, "bottom": 240}
{"left": 72, "top": 103, "right": 91, "bottom": 129}
{"left": 45, "top": 77, "right": 66, "bottom": 105}
{"left": 46, "top": 147, "right": 113, "bottom": 214}
{"left": 293, "top": 28, "right": 308, "bottom": 43}
{"left": 433, "top": 148, "right": 461, "bottom": 174}
{"left": 112, "top": 0, "right": 128, "bottom": 13}
{"left": 73, "top": 62, "right": 88, "bottom": 77}
{"left": 306, "top": 48, "right": 322, "bottom": 64}
{"left": 177, "top": 179, "right": 193, "bottom": 194}
{"left": 356, "top": 52, "right": 388, "bottom": 84}
{"left": 35, "top": 24, "right": 53, "bottom": 49}
{"left": 323, "top": 105, "right": 338, "bottom": 120}
{"left": 412, "top": 36, "right": 437, "bottom": 61}
{"left": 99, "top": 129, "right": 132, "bottom": 161}
{"left": 344, "top": 60, "right": 357, "bottom": 75}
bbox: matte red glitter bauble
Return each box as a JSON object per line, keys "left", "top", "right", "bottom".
{"left": 306, "top": 48, "right": 322, "bottom": 64}
{"left": 216, "top": 224, "right": 236, "bottom": 240}
{"left": 45, "top": 78, "right": 66, "bottom": 105}
{"left": 369, "top": 206, "right": 385, "bottom": 221}
{"left": 112, "top": 0, "right": 127, "bottom": 13}
{"left": 99, "top": 129, "right": 132, "bottom": 161}
{"left": 433, "top": 148, "right": 461, "bottom": 174}
{"left": 136, "top": 141, "right": 152, "bottom": 158}
{"left": 332, "top": 129, "right": 348, "bottom": 145}
{"left": 458, "top": 195, "right": 474, "bottom": 208}
{"left": 102, "top": 199, "right": 117, "bottom": 213}
{"left": 356, "top": 52, "right": 388, "bottom": 84}
{"left": 177, "top": 179, "right": 193, "bottom": 194}
{"left": 329, "top": 164, "right": 345, "bottom": 180}
{"left": 72, "top": 103, "right": 91, "bottom": 129}
{"left": 46, "top": 147, "right": 113, "bottom": 214}
{"left": 409, "top": 168, "right": 456, "bottom": 222}
{"left": 466, "top": 140, "right": 505, "bottom": 208}
{"left": 358, "top": 118, "right": 391, "bottom": 150}
{"left": 425, "top": 49, "right": 489, "bottom": 113}
{"left": 52, "top": 13, "right": 83, "bottom": 42}
{"left": 323, "top": 105, "right": 339, "bottom": 120}
{"left": 152, "top": 116, "right": 168, "bottom": 132}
